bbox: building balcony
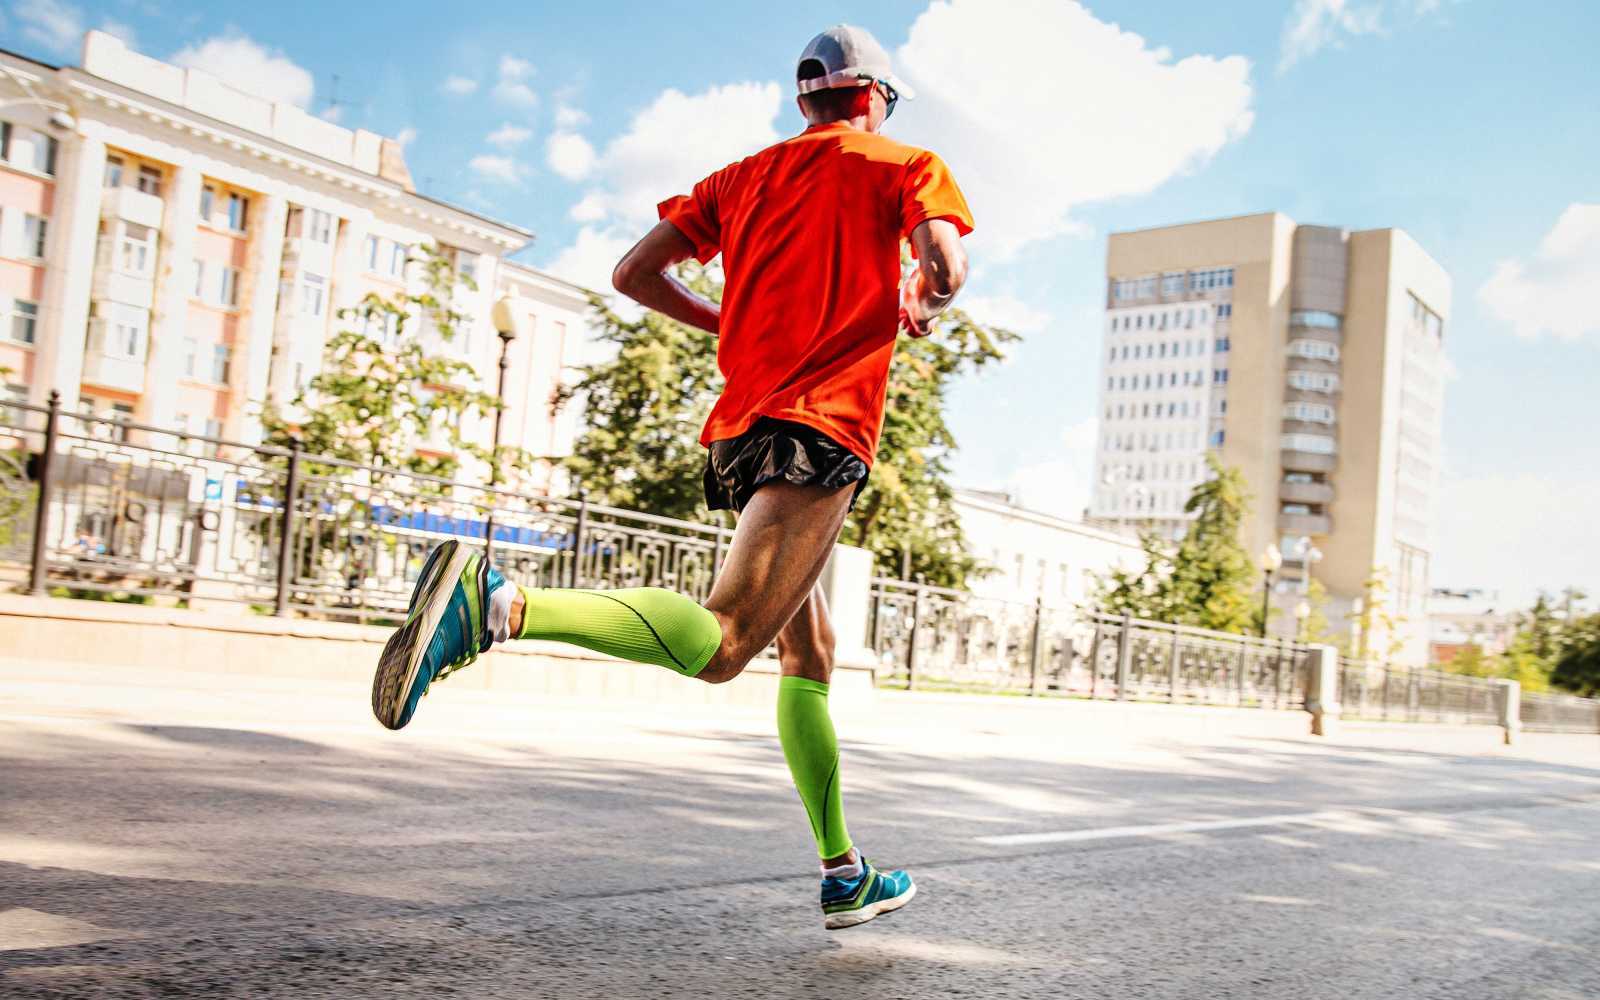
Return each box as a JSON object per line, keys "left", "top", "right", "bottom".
{"left": 1287, "top": 322, "right": 1342, "bottom": 346}
{"left": 1281, "top": 418, "right": 1337, "bottom": 437}
{"left": 1278, "top": 511, "right": 1332, "bottom": 536}
{"left": 81, "top": 324, "right": 147, "bottom": 395}
{"left": 281, "top": 236, "right": 335, "bottom": 278}
{"left": 101, "top": 185, "right": 165, "bottom": 229}
{"left": 1281, "top": 449, "right": 1336, "bottom": 474}
{"left": 1280, "top": 479, "right": 1335, "bottom": 505}
{"left": 91, "top": 269, "right": 156, "bottom": 309}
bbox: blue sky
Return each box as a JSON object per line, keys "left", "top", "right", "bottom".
{"left": 6, "top": 0, "right": 1597, "bottom": 606}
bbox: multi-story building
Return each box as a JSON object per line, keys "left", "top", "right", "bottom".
{"left": 0, "top": 31, "right": 592, "bottom": 491}
{"left": 953, "top": 488, "right": 1143, "bottom": 609}
{"left": 1089, "top": 212, "right": 1450, "bottom": 663}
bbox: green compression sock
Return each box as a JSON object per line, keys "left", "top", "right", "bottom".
{"left": 516, "top": 586, "right": 722, "bottom": 678}
{"left": 777, "top": 676, "right": 852, "bottom": 860}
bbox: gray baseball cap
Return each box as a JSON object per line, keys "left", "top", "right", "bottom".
{"left": 796, "top": 24, "right": 915, "bottom": 100}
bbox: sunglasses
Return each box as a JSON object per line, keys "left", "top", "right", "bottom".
{"left": 874, "top": 79, "right": 900, "bottom": 120}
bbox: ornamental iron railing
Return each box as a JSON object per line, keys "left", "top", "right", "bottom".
{"left": 2, "top": 393, "right": 1597, "bottom": 734}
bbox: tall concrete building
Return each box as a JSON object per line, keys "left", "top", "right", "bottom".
{"left": 1090, "top": 213, "right": 1449, "bottom": 664}
{"left": 0, "top": 31, "right": 592, "bottom": 492}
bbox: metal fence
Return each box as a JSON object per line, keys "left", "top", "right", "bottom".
{"left": 1, "top": 395, "right": 731, "bottom": 620}
{"left": 1521, "top": 690, "right": 1600, "bottom": 734}
{"left": 3, "top": 395, "right": 1599, "bottom": 733}
{"left": 867, "top": 577, "right": 1311, "bottom": 708}
{"left": 1336, "top": 660, "right": 1504, "bottom": 726}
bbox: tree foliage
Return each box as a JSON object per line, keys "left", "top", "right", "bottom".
{"left": 260, "top": 244, "right": 531, "bottom": 487}
{"left": 558, "top": 263, "right": 1016, "bottom": 587}
{"left": 1093, "top": 455, "right": 1259, "bottom": 634}
{"left": 1434, "top": 588, "right": 1598, "bottom": 695}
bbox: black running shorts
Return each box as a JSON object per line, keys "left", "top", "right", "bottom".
{"left": 703, "top": 417, "right": 870, "bottom": 513}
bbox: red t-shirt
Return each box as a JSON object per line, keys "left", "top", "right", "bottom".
{"left": 658, "top": 121, "right": 974, "bottom": 465}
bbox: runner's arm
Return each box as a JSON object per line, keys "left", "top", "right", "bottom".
{"left": 613, "top": 221, "right": 721, "bottom": 336}
{"left": 901, "top": 219, "right": 969, "bottom": 337}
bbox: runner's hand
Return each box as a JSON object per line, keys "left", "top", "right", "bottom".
{"left": 899, "top": 268, "right": 934, "bottom": 338}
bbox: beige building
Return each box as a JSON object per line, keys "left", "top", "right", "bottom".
{"left": 1091, "top": 212, "right": 1450, "bottom": 663}
{"left": 0, "top": 31, "right": 592, "bottom": 492}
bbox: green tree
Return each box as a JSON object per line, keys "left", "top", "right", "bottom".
{"left": 1094, "top": 455, "right": 1258, "bottom": 633}
{"left": 1550, "top": 612, "right": 1600, "bottom": 697}
{"left": 260, "top": 244, "right": 527, "bottom": 487}
{"left": 1296, "top": 578, "right": 1335, "bottom": 644}
{"left": 1348, "top": 568, "right": 1407, "bottom": 663}
{"left": 559, "top": 264, "right": 1016, "bottom": 588}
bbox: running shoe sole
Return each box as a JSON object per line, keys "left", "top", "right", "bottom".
{"left": 371, "top": 540, "right": 472, "bottom": 730}
{"left": 824, "top": 882, "right": 917, "bottom": 931}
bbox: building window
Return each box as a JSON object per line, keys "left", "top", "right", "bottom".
{"left": 22, "top": 214, "right": 47, "bottom": 258}
{"left": 1288, "top": 339, "right": 1339, "bottom": 362}
{"left": 1288, "top": 370, "right": 1339, "bottom": 393}
{"left": 119, "top": 223, "right": 156, "bottom": 277}
{"left": 211, "top": 344, "right": 232, "bottom": 384}
{"left": 225, "top": 193, "right": 249, "bottom": 232}
{"left": 136, "top": 165, "right": 162, "bottom": 196}
{"left": 1160, "top": 272, "right": 1185, "bottom": 297}
{"left": 183, "top": 337, "right": 198, "bottom": 377}
{"left": 365, "top": 235, "right": 380, "bottom": 270}
{"left": 1209, "top": 429, "right": 1225, "bottom": 447}
{"left": 104, "top": 156, "right": 124, "bottom": 188}
{"left": 390, "top": 242, "right": 407, "bottom": 276}
{"left": 1290, "top": 309, "right": 1340, "bottom": 330}
{"left": 1215, "top": 337, "right": 1230, "bottom": 353}
{"left": 1216, "top": 303, "right": 1233, "bottom": 319}
{"left": 301, "top": 274, "right": 326, "bottom": 317}
{"left": 308, "top": 209, "right": 333, "bottom": 243}
{"left": 9, "top": 300, "right": 38, "bottom": 344}
{"left": 111, "top": 320, "right": 143, "bottom": 359}
{"left": 200, "top": 185, "right": 215, "bottom": 222}
{"left": 1284, "top": 401, "right": 1336, "bottom": 425}
{"left": 0, "top": 122, "right": 8, "bottom": 160}
{"left": 1282, "top": 432, "right": 1336, "bottom": 455}
{"left": 219, "top": 266, "right": 240, "bottom": 307}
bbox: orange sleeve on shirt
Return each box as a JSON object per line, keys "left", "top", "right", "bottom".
{"left": 900, "top": 149, "right": 975, "bottom": 242}
{"left": 658, "top": 173, "right": 723, "bottom": 264}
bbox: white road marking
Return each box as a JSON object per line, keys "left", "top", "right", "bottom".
{"left": 976, "top": 810, "right": 1346, "bottom": 846}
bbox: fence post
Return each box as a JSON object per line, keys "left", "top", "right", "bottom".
{"left": 1274, "top": 638, "right": 1287, "bottom": 710}
{"left": 1305, "top": 645, "right": 1341, "bottom": 737}
{"left": 1235, "top": 641, "right": 1248, "bottom": 706}
{"left": 28, "top": 390, "right": 62, "bottom": 595}
{"left": 1027, "top": 594, "right": 1045, "bottom": 696}
{"left": 1114, "top": 612, "right": 1132, "bottom": 701}
{"left": 906, "top": 584, "right": 924, "bottom": 691}
{"left": 710, "top": 526, "right": 725, "bottom": 586}
{"left": 1494, "top": 679, "right": 1521, "bottom": 746}
{"left": 1087, "top": 622, "right": 1102, "bottom": 699}
{"left": 568, "top": 489, "right": 588, "bottom": 589}
{"left": 1167, "top": 631, "right": 1181, "bottom": 703}
{"left": 274, "top": 439, "right": 303, "bottom": 617}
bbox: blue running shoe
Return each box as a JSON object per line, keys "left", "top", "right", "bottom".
{"left": 821, "top": 858, "right": 917, "bottom": 930}
{"left": 371, "top": 540, "right": 505, "bottom": 730}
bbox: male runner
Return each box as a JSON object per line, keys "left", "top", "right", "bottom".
{"left": 371, "top": 24, "right": 971, "bottom": 930}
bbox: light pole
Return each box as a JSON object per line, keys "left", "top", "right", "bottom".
{"left": 1295, "top": 599, "right": 1311, "bottom": 642}
{"left": 1259, "top": 543, "right": 1282, "bottom": 638}
{"left": 483, "top": 295, "right": 520, "bottom": 564}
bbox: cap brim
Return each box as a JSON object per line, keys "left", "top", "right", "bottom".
{"left": 885, "top": 74, "right": 915, "bottom": 100}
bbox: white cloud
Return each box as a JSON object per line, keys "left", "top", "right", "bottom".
{"left": 569, "top": 194, "right": 606, "bottom": 223}
{"left": 544, "top": 80, "right": 781, "bottom": 303}
{"left": 395, "top": 126, "right": 418, "bottom": 148}
{"left": 1278, "top": 0, "right": 1383, "bottom": 71}
{"left": 547, "top": 227, "right": 634, "bottom": 308}
{"left": 442, "top": 75, "right": 478, "bottom": 96}
{"left": 554, "top": 105, "right": 589, "bottom": 129}
{"left": 16, "top": 0, "right": 83, "bottom": 56}
{"left": 959, "top": 294, "right": 1051, "bottom": 335}
{"left": 467, "top": 154, "right": 525, "bottom": 185}
{"left": 546, "top": 131, "right": 597, "bottom": 181}
{"left": 492, "top": 54, "right": 538, "bottom": 107}
{"left": 98, "top": 18, "right": 137, "bottom": 50}
{"left": 171, "top": 33, "right": 314, "bottom": 108}
{"left": 1478, "top": 203, "right": 1600, "bottom": 342}
{"left": 487, "top": 123, "right": 533, "bottom": 147}
{"left": 1002, "top": 418, "right": 1100, "bottom": 520}
{"left": 893, "top": 0, "right": 1254, "bottom": 257}
{"left": 571, "top": 81, "right": 782, "bottom": 230}
{"left": 1433, "top": 470, "right": 1600, "bottom": 607}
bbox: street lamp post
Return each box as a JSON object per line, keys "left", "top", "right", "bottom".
{"left": 483, "top": 296, "right": 520, "bottom": 564}
{"left": 1260, "top": 543, "right": 1282, "bottom": 638}
{"left": 1295, "top": 599, "right": 1311, "bottom": 642}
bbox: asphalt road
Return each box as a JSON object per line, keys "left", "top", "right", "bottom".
{"left": 3, "top": 668, "right": 1599, "bottom": 999}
